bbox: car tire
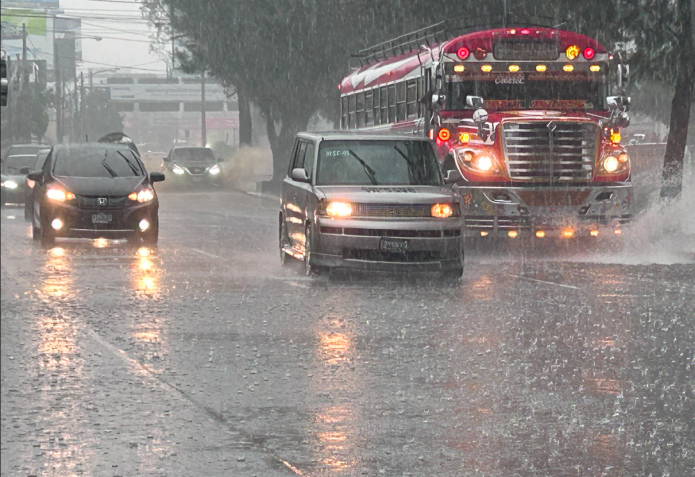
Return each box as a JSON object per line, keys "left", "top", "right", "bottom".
{"left": 304, "top": 225, "right": 327, "bottom": 276}
{"left": 40, "top": 223, "right": 55, "bottom": 247}
{"left": 279, "top": 215, "right": 292, "bottom": 266}
{"left": 142, "top": 217, "right": 159, "bottom": 246}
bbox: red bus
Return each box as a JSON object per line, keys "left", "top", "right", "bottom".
{"left": 340, "top": 23, "right": 633, "bottom": 240}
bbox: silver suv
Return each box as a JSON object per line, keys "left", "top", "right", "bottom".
{"left": 279, "top": 132, "right": 463, "bottom": 277}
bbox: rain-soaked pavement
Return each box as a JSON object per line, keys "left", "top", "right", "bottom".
{"left": 2, "top": 189, "right": 694, "bottom": 476}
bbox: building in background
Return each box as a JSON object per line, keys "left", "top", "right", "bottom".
{"left": 92, "top": 72, "right": 240, "bottom": 152}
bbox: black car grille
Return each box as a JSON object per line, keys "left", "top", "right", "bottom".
{"left": 187, "top": 166, "right": 206, "bottom": 175}
{"left": 352, "top": 203, "right": 459, "bottom": 218}
{"left": 75, "top": 195, "right": 129, "bottom": 210}
{"left": 502, "top": 121, "right": 598, "bottom": 183}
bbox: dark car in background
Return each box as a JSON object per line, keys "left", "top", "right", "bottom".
{"left": 279, "top": 133, "right": 463, "bottom": 277}
{"left": 1, "top": 154, "right": 40, "bottom": 206}
{"left": 163, "top": 146, "right": 222, "bottom": 185}
{"left": 28, "top": 143, "right": 165, "bottom": 246}
{"left": 24, "top": 148, "right": 51, "bottom": 219}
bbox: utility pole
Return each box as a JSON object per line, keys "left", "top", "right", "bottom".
{"left": 54, "top": 38, "right": 63, "bottom": 144}
{"left": 201, "top": 69, "right": 206, "bottom": 147}
{"left": 80, "top": 72, "right": 85, "bottom": 141}
{"left": 170, "top": 4, "right": 175, "bottom": 77}
{"left": 21, "top": 24, "right": 27, "bottom": 88}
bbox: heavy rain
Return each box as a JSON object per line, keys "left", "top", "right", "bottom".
{"left": 1, "top": 0, "right": 694, "bottom": 476}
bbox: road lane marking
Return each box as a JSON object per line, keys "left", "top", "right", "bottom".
{"left": 510, "top": 274, "right": 581, "bottom": 290}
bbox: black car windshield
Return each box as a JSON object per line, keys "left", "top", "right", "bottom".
{"left": 53, "top": 146, "right": 144, "bottom": 178}
{"left": 172, "top": 148, "right": 215, "bottom": 164}
{"left": 3, "top": 155, "right": 37, "bottom": 173}
{"left": 316, "top": 140, "right": 442, "bottom": 186}
{"left": 446, "top": 72, "right": 607, "bottom": 111}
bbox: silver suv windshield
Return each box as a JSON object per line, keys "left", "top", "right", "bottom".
{"left": 316, "top": 140, "right": 442, "bottom": 186}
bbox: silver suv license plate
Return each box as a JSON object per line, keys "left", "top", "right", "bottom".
{"left": 92, "top": 213, "right": 112, "bottom": 224}
{"left": 380, "top": 238, "right": 408, "bottom": 253}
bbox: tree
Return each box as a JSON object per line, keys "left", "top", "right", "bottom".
{"left": 80, "top": 88, "right": 123, "bottom": 142}
{"left": 1, "top": 82, "right": 50, "bottom": 142}
{"left": 619, "top": 0, "right": 694, "bottom": 200}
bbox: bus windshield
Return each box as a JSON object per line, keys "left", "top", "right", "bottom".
{"left": 316, "top": 140, "right": 442, "bottom": 186}
{"left": 446, "top": 72, "right": 607, "bottom": 111}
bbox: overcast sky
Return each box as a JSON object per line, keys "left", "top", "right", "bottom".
{"left": 61, "top": 0, "right": 167, "bottom": 75}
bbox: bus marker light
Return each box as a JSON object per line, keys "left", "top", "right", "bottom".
{"left": 508, "top": 230, "right": 518, "bottom": 238}
{"left": 454, "top": 64, "right": 465, "bottom": 73}
{"left": 535, "top": 230, "right": 545, "bottom": 238}
{"left": 429, "top": 129, "right": 434, "bottom": 140}
{"left": 610, "top": 129, "right": 621, "bottom": 144}
{"left": 562, "top": 228, "right": 575, "bottom": 238}
{"left": 566, "top": 45, "right": 580, "bottom": 60}
{"left": 481, "top": 64, "right": 492, "bottom": 72}
{"left": 459, "top": 132, "right": 470, "bottom": 144}
{"left": 590, "top": 230, "right": 600, "bottom": 237}
{"left": 480, "top": 231, "right": 489, "bottom": 237}
{"left": 536, "top": 64, "right": 547, "bottom": 72}
{"left": 614, "top": 229, "right": 622, "bottom": 235}
{"left": 508, "top": 64, "right": 520, "bottom": 72}
{"left": 521, "top": 29, "right": 530, "bottom": 35}
{"left": 590, "top": 64, "right": 601, "bottom": 72}
{"left": 563, "top": 64, "right": 574, "bottom": 72}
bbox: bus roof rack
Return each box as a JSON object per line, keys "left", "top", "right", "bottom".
{"left": 351, "top": 15, "right": 561, "bottom": 67}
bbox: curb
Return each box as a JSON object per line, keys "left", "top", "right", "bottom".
{"left": 244, "top": 191, "right": 280, "bottom": 203}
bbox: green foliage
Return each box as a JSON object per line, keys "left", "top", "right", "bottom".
{"left": 13, "top": 83, "right": 49, "bottom": 141}
{"left": 81, "top": 88, "right": 123, "bottom": 142}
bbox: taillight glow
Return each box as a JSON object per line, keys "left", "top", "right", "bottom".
{"left": 521, "top": 29, "right": 530, "bottom": 35}
{"left": 457, "top": 47, "right": 470, "bottom": 60}
{"left": 583, "top": 47, "right": 595, "bottom": 59}
{"left": 437, "top": 128, "right": 451, "bottom": 142}
{"left": 565, "top": 45, "right": 580, "bottom": 60}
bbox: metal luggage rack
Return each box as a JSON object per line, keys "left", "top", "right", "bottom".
{"left": 350, "top": 15, "right": 559, "bottom": 67}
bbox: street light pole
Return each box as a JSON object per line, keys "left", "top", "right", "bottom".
{"left": 201, "top": 69, "right": 206, "bottom": 147}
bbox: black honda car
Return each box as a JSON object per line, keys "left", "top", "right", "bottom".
{"left": 162, "top": 146, "right": 223, "bottom": 185}
{"left": 28, "top": 143, "right": 165, "bottom": 246}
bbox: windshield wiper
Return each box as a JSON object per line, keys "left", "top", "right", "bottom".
{"left": 101, "top": 160, "right": 118, "bottom": 177}
{"left": 393, "top": 145, "right": 417, "bottom": 184}
{"left": 346, "top": 149, "right": 378, "bottom": 185}
{"left": 116, "top": 150, "right": 142, "bottom": 176}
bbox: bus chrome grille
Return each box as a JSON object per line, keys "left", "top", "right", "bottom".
{"left": 502, "top": 121, "right": 598, "bottom": 183}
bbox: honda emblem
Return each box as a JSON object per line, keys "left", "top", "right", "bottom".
{"left": 98, "top": 198, "right": 107, "bottom": 206}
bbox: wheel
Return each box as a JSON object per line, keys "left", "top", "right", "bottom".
{"left": 142, "top": 216, "right": 159, "bottom": 246}
{"left": 279, "top": 215, "right": 291, "bottom": 266}
{"left": 40, "top": 223, "right": 55, "bottom": 247}
{"left": 304, "top": 225, "right": 327, "bottom": 276}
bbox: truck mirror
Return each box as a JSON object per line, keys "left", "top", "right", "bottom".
{"left": 466, "top": 95, "right": 484, "bottom": 108}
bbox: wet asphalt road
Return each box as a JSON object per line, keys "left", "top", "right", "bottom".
{"left": 2, "top": 189, "right": 694, "bottom": 477}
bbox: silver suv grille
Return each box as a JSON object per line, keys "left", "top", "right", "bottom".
{"left": 353, "top": 204, "right": 432, "bottom": 217}
{"left": 502, "top": 121, "right": 598, "bottom": 183}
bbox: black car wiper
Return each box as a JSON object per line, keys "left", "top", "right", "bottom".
{"left": 393, "top": 145, "right": 415, "bottom": 183}
{"left": 101, "top": 153, "right": 118, "bottom": 177}
{"left": 116, "top": 150, "right": 142, "bottom": 176}
{"left": 346, "top": 149, "right": 378, "bottom": 185}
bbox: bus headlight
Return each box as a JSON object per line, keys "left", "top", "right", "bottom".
{"left": 602, "top": 156, "right": 619, "bottom": 173}
{"left": 456, "top": 149, "right": 500, "bottom": 174}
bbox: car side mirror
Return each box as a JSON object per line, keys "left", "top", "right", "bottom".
{"left": 27, "top": 171, "right": 44, "bottom": 183}
{"left": 163, "top": 156, "right": 171, "bottom": 163}
{"left": 150, "top": 172, "right": 165, "bottom": 183}
{"left": 291, "top": 168, "right": 310, "bottom": 183}
{"left": 20, "top": 167, "right": 31, "bottom": 175}
{"left": 444, "top": 169, "right": 462, "bottom": 184}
